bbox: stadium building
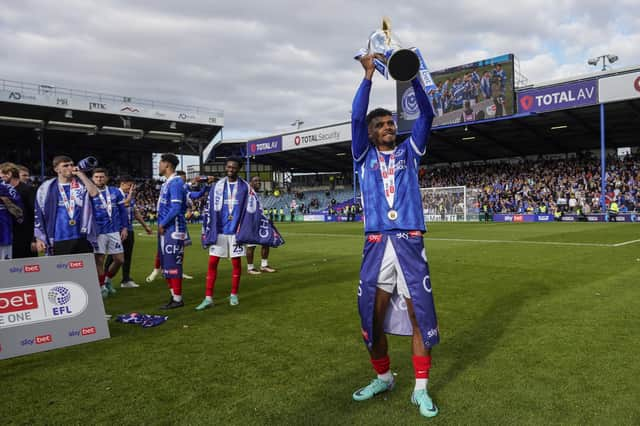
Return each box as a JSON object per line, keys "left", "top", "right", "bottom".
{"left": 212, "top": 57, "right": 640, "bottom": 223}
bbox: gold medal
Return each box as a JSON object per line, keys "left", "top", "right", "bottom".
{"left": 387, "top": 209, "right": 398, "bottom": 220}
{"left": 69, "top": 219, "right": 76, "bottom": 226}
{"left": 228, "top": 214, "right": 233, "bottom": 221}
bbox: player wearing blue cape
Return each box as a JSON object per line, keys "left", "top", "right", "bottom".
{"left": 350, "top": 54, "right": 439, "bottom": 418}
{"left": 198, "top": 158, "right": 284, "bottom": 310}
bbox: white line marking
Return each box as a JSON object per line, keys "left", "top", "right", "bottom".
{"left": 612, "top": 239, "right": 640, "bottom": 247}
{"left": 282, "top": 232, "right": 630, "bottom": 248}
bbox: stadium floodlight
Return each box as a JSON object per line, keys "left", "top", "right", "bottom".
{"left": 100, "top": 126, "right": 144, "bottom": 138}
{"left": 550, "top": 125, "right": 568, "bottom": 130}
{"left": 0, "top": 115, "right": 44, "bottom": 128}
{"left": 588, "top": 54, "right": 618, "bottom": 71}
{"left": 461, "top": 136, "right": 476, "bottom": 141}
{"left": 47, "top": 121, "right": 97, "bottom": 134}
{"left": 146, "top": 130, "right": 184, "bottom": 141}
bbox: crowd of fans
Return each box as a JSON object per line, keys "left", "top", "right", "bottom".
{"left": 419, "top": 153, "right": 640, "bottom": 214}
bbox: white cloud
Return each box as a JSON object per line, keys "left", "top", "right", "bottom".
{"left": 0, "top": 0, "right": 638, "bottom": 138}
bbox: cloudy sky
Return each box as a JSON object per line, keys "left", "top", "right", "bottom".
{"left": 1, "top": 0, "right": 639, "bottom": 140}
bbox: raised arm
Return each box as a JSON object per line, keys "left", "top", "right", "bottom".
{"left": 408, "top": 77, "right": 435, "bottom": 157}
{"left": 351, "top": 55, "right": 376, "bottom": 162}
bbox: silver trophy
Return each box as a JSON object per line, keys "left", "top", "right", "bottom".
{"left": 355, "top": 17, "right": 421, "bottom": 82}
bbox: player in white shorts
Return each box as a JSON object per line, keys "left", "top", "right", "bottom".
{"left": 91, "top": 168, "right": 129, "bottom": 298}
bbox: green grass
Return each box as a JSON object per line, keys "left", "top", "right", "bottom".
{"left": 3, "top": 222, "right": 640, "bottom": 425}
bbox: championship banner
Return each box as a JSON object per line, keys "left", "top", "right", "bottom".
{"left": 0, "top": 254, "right": 110, "bottom": 360}
{"left": 517, "top": 79, "right": 598, "bottom": 113}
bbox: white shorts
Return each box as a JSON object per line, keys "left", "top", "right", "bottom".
{"left": 95, "top": 232, "right": 124, "bottom": 255}
{"left": 209, "top": 234, "right": 246, "bottom": 258}
{"left": 376, "top": 239, "right": 411, "bottom": 299}
{"left": 0, "top": 245, "right": 12, "bottom": 260}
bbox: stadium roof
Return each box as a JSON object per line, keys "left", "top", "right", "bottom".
{"left": 214, "top": 65, "right": 640, "bottom": 172}
{"left": 0, "top": 78, "right": 223, "bottom": 171}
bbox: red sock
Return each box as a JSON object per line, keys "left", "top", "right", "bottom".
{"left": 154, "top": 253, "right": 160, "bottom": 269}
{"left": 231, "top": 257, "right": 241, "bottom": 295}
{"left": 371, "top": 355, "right": 391, "bottom": 375}
{"left": 412, "top": 355, "right": 431, "bottom": 379}
{"left": 106, "top": 270, "right": 116, "bottom": 279}
{"left": 206, "top": 256, "right": 220, "bottom": 297}
{"left": 168, "top": 278, "right": 182, "bottom": 296}
{"left": 98, "top": 274, "right": 106, "bottom": 286}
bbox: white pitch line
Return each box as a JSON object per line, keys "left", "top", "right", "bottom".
{"left": 423, "top": 237, "right": 612, "bottom": 247}
{"left": 612, "top": 239, "right": 640, "bottom": 247}
{"left": 282, "top": 232, "right": 616, "bottom": 247}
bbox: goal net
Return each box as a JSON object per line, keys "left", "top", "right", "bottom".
{"left": 420, "top": 186, "right": 480, "bottom": 222}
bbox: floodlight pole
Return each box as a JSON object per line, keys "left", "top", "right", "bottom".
{"left": 599, "top": 103, "right": 606, "bottom": 214}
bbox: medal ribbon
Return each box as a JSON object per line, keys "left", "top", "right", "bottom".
{"left": 58, "top": 182, "right": 77, "bottom": 222}
{"left": 377, "top": 149, "right": 396, "bottom": 208}
{"left": 98, "top": 188, "right": 113, "bottom": 218}
{"left": 226, "top": 179, "right": 238, "bottom": 217}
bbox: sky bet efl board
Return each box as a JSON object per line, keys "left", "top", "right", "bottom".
{"left": 0, "top": 254, "right": 110, "bottom": 360}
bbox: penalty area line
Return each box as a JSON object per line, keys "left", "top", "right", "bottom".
{"left": 612, "top": 239, "right": 640, "bottom": 247}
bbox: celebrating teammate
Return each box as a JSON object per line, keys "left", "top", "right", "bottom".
{"left": 0, "top": 174, "right": 24, "bottom": 260}
{"left": 35, "top": 156, "right": 98, "bottom": 256}
{"left": 90, "top": 168, "right": 130, "bottom": 298}
{"left": 156, "top": 154, "right": 188, "bottom": 309}
{"left": 197, "top": 157, "right": 249, "bottom": 309}
{"left": 350, "top": 54, "right": 440, "bottom": 418}
{"left": 246, "top": 176, "right": 277, "bottom": 275}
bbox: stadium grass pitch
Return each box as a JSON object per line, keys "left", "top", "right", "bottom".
{"left": 3, "top": 222, "right": 640, "bottom": 425}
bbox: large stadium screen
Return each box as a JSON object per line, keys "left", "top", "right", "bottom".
{"left": 396, "top": 53, "right": 515, "bottom": 132}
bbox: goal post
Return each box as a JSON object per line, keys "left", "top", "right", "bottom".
{"left": 420, "top": 186, "right": 480, "bottom": 222}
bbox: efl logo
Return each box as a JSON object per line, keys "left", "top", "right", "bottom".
{"left": 23, "top": 264, "right": 41, "bottom": 273}
{"left": 0, "top": 289, "right": 39, "bottom": 314}
{"left": 68, "top": 260, "right": 84, "bottom": 269}
{"left": 36, "top": 334, "right": 52, "bottom": 345}
{"left": 82, "top": 326, "right": 96, "bottom": 336}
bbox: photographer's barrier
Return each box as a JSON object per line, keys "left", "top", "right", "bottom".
{"left": 0, "top": 254, "right": 110, "bottom": 360}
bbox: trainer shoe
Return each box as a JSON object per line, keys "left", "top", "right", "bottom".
{"left": 195, "top": 299, "right": 214, "bottom": 311}
{"left": 105, "top": 279, "right": 117, "bottom": 295}
{"left": 100, "top": 286, "right": 109, "bottom": 299}
{"left": 260, "top": 266, "right": 277, "bottom": 273}
{"left": 182, "top": 273, "right": 193, "bottom": 280}
{"left": 411, "top": 389, "right": 438, "bottom": 418}
{"left": 146, "top": 268, "right": 161, "bottom": 283}
{"left": 159, "top": 299, "right": 185, "bottom": 310}
{"left": 229, "top": 294, "right": 239, "bottom": 306}
{"left": 120, "top": 281, "right": 140, "bottom": 288}
{"left": 247, "top": 269, "right": 261, "bottom": 275}
{"left": 352, "top": 377, "right": 395, "bottom": 401}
